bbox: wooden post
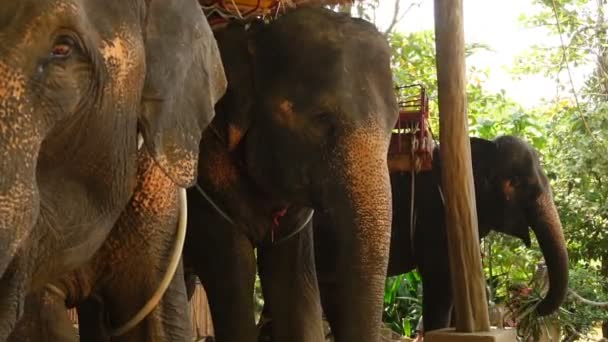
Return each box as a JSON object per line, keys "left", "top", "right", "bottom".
{"left": 433, "top": 0, "right": 490, "bottom": 333}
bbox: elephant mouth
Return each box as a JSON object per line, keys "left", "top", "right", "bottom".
{"left": 194, "top": 182, "right": 312, "bottom": 244}
{"left": 264, "top": 205, "right": 314, "bottom": 245}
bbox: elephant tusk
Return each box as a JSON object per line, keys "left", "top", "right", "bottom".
{"left": 45, "top": 283, "right": 67, "bottom": 300}
{"left": 109, "top": 187, "right": 188, "bottom": 337}
{"left": 272, "top": 208, "right": 314, "bottom": 245}
{"left": 137, "top": 133, "right": 144, "bottom": 151}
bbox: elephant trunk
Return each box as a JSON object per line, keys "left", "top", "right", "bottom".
{"left": 0, "top": 162, "right": 39, "bottom": 278}
{"left": 327, "top": 127, "right": 392, "bottom": 341}
{"left": 0, "top": 63, "right": 42, "bottom": 278}
{"left": 530, "top": 191, "right": 569, "bottom": 316}
{"left": 0, "top": 150, "right": 40, "bottom": 338}
{"left": 0, "top": 129, "right": 41, "bottom": 279}
{"left": 0, "top": 69, "right": 43, "bottom": 337}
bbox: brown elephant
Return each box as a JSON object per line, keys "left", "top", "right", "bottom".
{"left": 0, "top": 0, "right": 225, "bottom": 339}
{"left": 184, "top": 7, "right": 398, "bottom": 342}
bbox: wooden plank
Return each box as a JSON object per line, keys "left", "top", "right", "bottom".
{"left": 433, "top": 0, "right": 490, "bottom": 333}
{"left": 190, "top": 282, "right": 214, "bottom": 339}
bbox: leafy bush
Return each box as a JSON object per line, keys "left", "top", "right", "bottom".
{"left": 383, "top": 271, "right": 423, "bottom": 337}
{"left": 560, "top": 265, "right": 608, "bottom": 340}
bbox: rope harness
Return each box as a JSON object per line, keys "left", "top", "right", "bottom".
{"left": 194, "top": 181, "right": 314, "bottom": 245}
{"left": 193, "top": 122, "right": 313, "bottom": 246}
{"left": 388, "top": 84, "right": 435, "bottom": 256}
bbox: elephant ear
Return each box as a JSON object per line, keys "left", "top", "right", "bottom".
{"left": 213, "top": 22, "right": 263, "bottom": 152}
{"left": 139, "top": 0, "right": 227, "bottom": 187}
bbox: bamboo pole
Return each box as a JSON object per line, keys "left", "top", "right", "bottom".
{"left": 433, "top": 0, "right": 490, "bottom": 333}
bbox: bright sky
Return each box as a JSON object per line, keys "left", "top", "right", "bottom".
{"left": 373, "top": 0, "right": 586, "bottom": 108}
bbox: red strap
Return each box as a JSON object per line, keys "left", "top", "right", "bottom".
{"left": 272, "top": 207, "right": 288, "bottom": 227}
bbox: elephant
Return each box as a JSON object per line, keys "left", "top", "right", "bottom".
{"left": 9, "top": 148, "right": 201, "bottom": 342}
{"left": 184, "top": 7, "right": 398, "bottom": 342}
{"left": 0, "top": 0, "right": 225, "bottom": 338}
{"left": 308, "top": 135, "right": 569, "bottom": 334}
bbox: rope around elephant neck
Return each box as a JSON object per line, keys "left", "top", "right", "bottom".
{"left": 109, "top": 188, "right": 188, "bottom": 337}
{"left": 195, "top": 182, "right": 313, "bottom": 245}
{"left": 194, "top": 183, "right": 236, "bottom": 226}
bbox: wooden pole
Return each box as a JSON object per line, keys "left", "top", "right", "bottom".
{"left": 433, "top": 0, "right": 490, "bottom": 333}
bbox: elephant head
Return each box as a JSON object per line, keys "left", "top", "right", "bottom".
{"left": 0, "top": 0, "right": 225, "bottom": 335}
{"left": 468, "top": 136, "right": 568, "bottom": 316}
{"left": 207, "top": 8, "right": 398, "bottom": 340}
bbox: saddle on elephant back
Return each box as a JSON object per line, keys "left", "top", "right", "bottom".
{"left": 388, "top": 84, "right": 434, "bottom": 173}
{"left": 199, "top": 0, "right": 353, "bottom": 27}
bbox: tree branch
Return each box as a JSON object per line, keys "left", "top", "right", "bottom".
{"left": 383, "top": 1, "right": 422, "bottom": 36}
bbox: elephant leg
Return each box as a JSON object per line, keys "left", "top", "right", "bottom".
{"left": 257, "top": 224, "right": 324, "bottom": 342}
{"left": 420, "top": 270, "right": 453, "bottom": 332}
{"left": 419, "top": 249, "right": 453, "bottom": 331}
{"left": 76, "top": 295, "right": 110, "bottom": 342}
{"left": 256, "top": 304, "right": 273, "bottom": 342}
{"left": 8, "top": 288, "right": 78, "bottom": 342}
{"left": 184, "top": 268, "right": 199, "bottom": 301}
{"left": 146, "top": 259, "right": 193, "bottom": 342}
{"left": 195, "top": 227, "right": 257, "bottom": 342}
{"left": 98, "top": 258, "right": 192, "bottom": 342}
{"left": 318, "top": 276, "right": 338, "bottom": 340}
{"left": 313, "top": 217, "right": 340, "bottom": 339}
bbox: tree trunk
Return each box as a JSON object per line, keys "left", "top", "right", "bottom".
{"left": 433, "top": 0, "right": 490, "bottom": 333}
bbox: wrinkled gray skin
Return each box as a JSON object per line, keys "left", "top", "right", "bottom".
{"left": 184, "top": 7, "right": 398, "bottom": 342}
{"left": 310, "top": 136, "right": 569, "bottom": 333}
{"left": 0, "top": 0, "right": 224, "bottom": 339}
{"left": 9, "top": 150, "right": 221, "bottom": 342}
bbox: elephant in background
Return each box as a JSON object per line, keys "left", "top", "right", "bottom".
{"left": 310, "top": 135, "right": 569, "bottom": 334}
{"left": 0, "top": 0, "right": 224, "bottom": 338}
{"left": 184, "top": 7, "right": 398, "bottom": 342}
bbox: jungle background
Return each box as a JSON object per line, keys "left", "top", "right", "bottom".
{"left": 280, "top": 0, "right": 608, "bottom": 340}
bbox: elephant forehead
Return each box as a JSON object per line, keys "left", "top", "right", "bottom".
{"left": 16, "top": 1, "right": 79, "bottom": 51}
{"left": 100, "top": 29, "right": 144, "bottom": 93}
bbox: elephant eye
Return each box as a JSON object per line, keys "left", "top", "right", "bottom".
{"left": 313, "top": 111, "right": 332, "bottom": 120}
{"left": 312, "top": 111, "right": 337, "bottom": 134}
{"left": 50, "top": 35, "right": 76, "bottom": 59}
